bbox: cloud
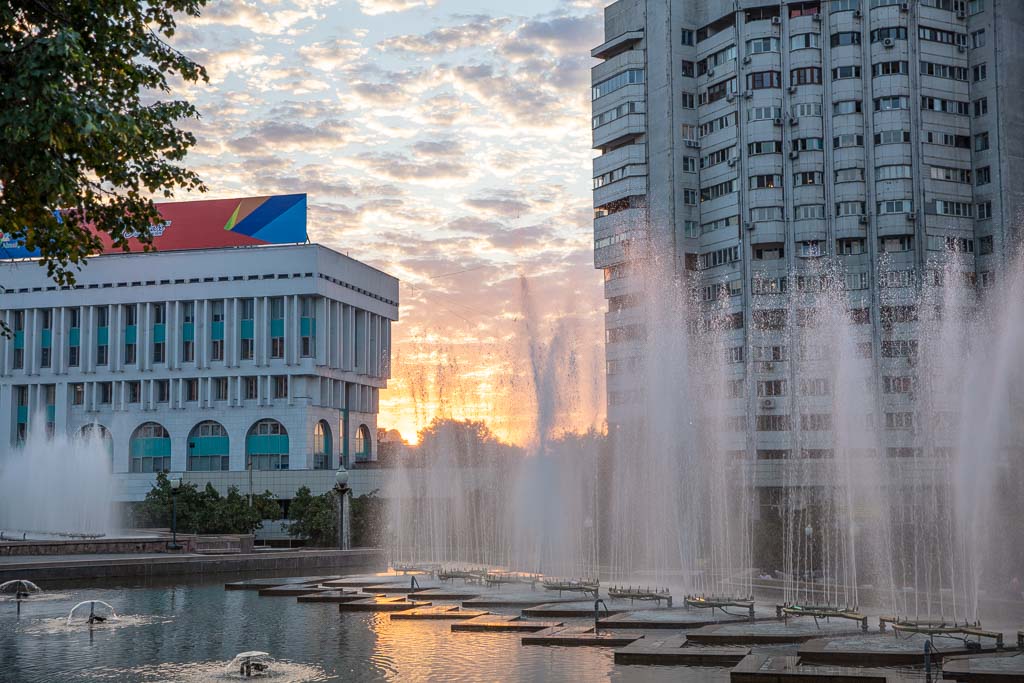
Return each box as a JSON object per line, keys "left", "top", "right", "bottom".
{"left": 378, "top": 17, "right": 511, "bottom": 54}
{"left": 356, "top": 0, "right": 437, "bottom": 15}
{"left": 227, "top": 119, "right": 353, "bottom": 153}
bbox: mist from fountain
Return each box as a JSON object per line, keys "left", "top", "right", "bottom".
{"left": 0, "top": 420, "right": 117, "bottom": 538}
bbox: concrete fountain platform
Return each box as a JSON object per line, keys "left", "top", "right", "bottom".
{"left": 224, "top": 575, "right": 339, "bottom": 591}
{"left": 598, "top": 606, "right": 776, "bottom": 630}
{"left": 408, "top": 588, "right": 481, "bottom": 601}
{"left": 337, "top": 596, "right": 432, "bottom": 612}
{"left": 461, "top": 590, "right": 580, "bottom": 609}
{"left": 614, "top": 635, "right": 751, "bottom": 665}
{"left": 521, "top": 625, "right": 644, "bottom": 647}
{"left": 798, "top": 632, "right": 1007, "bottom": 666}
{"left": 730, "top": 654, "right": 948, "bottom": 682}
{"left": 943, "top": 651, "right": 1024, "bottom": 681}
{"left": 257, "top": 584, "right": 338, "bottom": 597}
{"left": 321, "top": 574, "right": 408, "bottom": 588}
{"left": 520, "top": 601, "right": 632, "bottom": 618}
{"left": 390, "top": 605, "right": 490, "bottom": 620}
{"left": 451, "top": 614, "right": 564, "bottom": 632}
{"left": 687, "top": 618, "right": 867, "bottom": 644}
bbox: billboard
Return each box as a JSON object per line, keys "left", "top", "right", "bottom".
{"left": 0, "top": 193, "right": 308, "bottom": 259}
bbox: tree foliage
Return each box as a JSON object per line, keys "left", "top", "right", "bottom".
{"left": 0, "top": 0, "right": 208, "bottom": 288}
{"left": 131, "top": 472, "right": 280, "bottom": 535}
{"left": 286, "top": 487, "right": 384, "bottom": 548}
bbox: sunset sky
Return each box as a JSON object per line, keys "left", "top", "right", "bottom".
{"left": 170, "top": 0, "right": 608, "bottom": 444}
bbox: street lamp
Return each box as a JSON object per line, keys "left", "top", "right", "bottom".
{"left": 335, "top": 466, "right": 352, "bottom": 550}
{"left": 168, "top": 475, "right": 183, "bottom": 551}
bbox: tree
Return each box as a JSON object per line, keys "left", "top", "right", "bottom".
{"left": 286, "top": 486, "right": 338, "bottom": 547}
{"left": 130, "top": 473, "right": 278, "bottom": 535}
{"left": 0, "top": 0, "right": 208, "bottom": 300}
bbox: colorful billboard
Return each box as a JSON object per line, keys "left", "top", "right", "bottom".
{"left": 0, "top": 194, "right": 308, "bottom": 259}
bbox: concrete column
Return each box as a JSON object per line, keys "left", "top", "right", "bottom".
{"left": 199, "top": 299, "right": 208, "bottom": 369}
{"left": 231, "top": 298, "right": 239, "bottom": 367}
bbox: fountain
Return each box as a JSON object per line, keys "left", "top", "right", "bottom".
{"left": 228, "top": 651, "right": 271, "bottom": 678}
{"left": 66, "top": 599, "right": 117, "bottom": 625}
{"left": 0, "top": 579, "right": 42, "bottom": 599}
{"left": 0, "top": 421, "right": 116, "bottom": 538}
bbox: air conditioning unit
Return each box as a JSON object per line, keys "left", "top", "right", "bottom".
{"left": 956, "top": 10, "right": 966, "bottom": 19}
{"left": 788, "top": 85, "right": 798, "bottom": 94}
{"left": 789, "top": 116, "right": 799, "bottom": 126}
{"left": 789, "top": 150, "right": 800, "bottom": 159}
{"left": 760, "top": 398, "right": 775, "bottom": 409}
{"left": 727, "top": 157, "right": 737, "bottom": 167}
{"left": 685, "top": 139, "right": 701, "bottom": 148}
{"left": 907, "top": 213, "right": 916, "bottom": 221}
{"left": 958, "top": 44, "right": 967, "bottom": 52}
{"left": 708, "top": 68, "right": 715, "bottom": 77}
{"left": 859, "top": 215, "right": 869, "bottom": 224}
{"left": 745, "top": 90, "right": 754, "bottom": 99}
{"left": 883, "top": 38, "right": 895, "bottom": 48}
{"left": 743, "top": 55, "right": 752, "bottom": 64}
{"left": 726, "top": 92, "right": 736, "bottom": 102}
{"left": 900, "top": 2, "right": 909, "bottom": 12}
{"left": 853, "top": 9, "right": 862, "bottom": 18}
{"left": 745, "top": 221, "right": 755, "bottom": 230}
{"left": 773, "top": 117, "right": 783, "bottom": 126}
{"left": 771, "top": 16, "right": 781, "bottom": 25}
{"left": 812, "top": 13, "right": 822, "bottom": 22}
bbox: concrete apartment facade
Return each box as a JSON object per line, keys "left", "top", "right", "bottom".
{"left": 592, "top": 0, "right": 1024, "bottom": 451}
{"left": 0, "top": 243, "right": 398, "bottom": 504}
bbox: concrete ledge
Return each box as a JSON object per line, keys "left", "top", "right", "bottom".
{"left": 0, "top": 548, "right": 384, "bottom": 582}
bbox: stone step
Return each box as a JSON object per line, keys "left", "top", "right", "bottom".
{"left": 451, "top": 614, "right": 563, "bottom": 633}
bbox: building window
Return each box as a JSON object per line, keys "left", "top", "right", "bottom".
{"left": 872, "top": 61, "right": 908, "bottom": 77}
{"left": 797, "top": 241, "right": 824, "bottom": 258}
{"left": 270, "top": 297, "right": 285, "bottom": 359}
{"left": 793, "top": 137, "right": 824, "bottom": 151}
{"left": 831, "top": 32, "right": 861, "bottom": 47}
{"left": 794, "top": 171, "right": 823, "bottom": 185}
{"left": 880, "top": 235, "right": 914, "bottom": 252}
{"left": 681, "top": 92, "right": 695, "bottom": 108}
{"left": 749, "top": 140, "right": 781, "bottom": 155}
{"left": 973, "top": 63, "right": 987, "bottom": 82}
{"left": 831, "top": 65, "right": 861, "bottom": 80}
{"left": 211, "top": 339, "right": 223, "bottom": 361}
{"left": 835, "top": 167, "right": 864, "bottom": 182}
{"left": 878, "top": 199, "right": 913, "bottom": 215}
{"left": 977, "top": 201, "right": 993, "bottom": 220}
{"left": 833, "top": 100, "right": 862, "bottom": 115}
{"left": 874, "top": 96, "right": 908, "bottom": 111}
{"left": 273, "top": 375, "right": 288, "bottom": 399}
{"left": 127, "top": 381, "right": 141, "bottom": 403}
{"left": 130, "top": 422, "right": 171, "bottom": 473}
{"left": 313, "top": 420, "right": 332, "bottom": 470}
{"left": 976, "top": 166, "right": 991, "bottom": 186}
{"left": 185, "top": 378, "right": 199, "bottom": 402}
{"left": 972, "top": 29, "right": 985, "bottom": 49}
{"left": 973, "top": 98, "right": 988, "bottom": 117}
{"left": 681, "top": 29, "right": 694, "bottom": 46}
{"left": 791, "top": 33, "right": 820, "bottom": 50}
{"left": 974, "top": 133, "right": 990, "bottom": 152}
{"left": 354, "top": 424, "right": 372, "bottom": 461}
{"left": 801, "top": 414, "right": 833, "bottom": 431}
{"left": 756, "top": 415, "right": 791, "bottom": 432}
{"left": 831, "top": 0, "right": 859, "bottom": 10}
{"left": 246, "top": 419, "right": 289, "bottom": 471}
{"left": 592, "top": 69, "right": 644, "bottom": 100}
{"left": 757, "top": 380, "right": 787, "bottom": 397}
{"left": 213, "top": 377, "right": 228, "bottom": 401}
{"left": 156, "top": 379, "right": 169, "bottom": 403}
{"left": 790, "top": 67, "right": 822, "bottom": 86}
{"left": 789, "top": 1, "right": 820, "bottom": 18}
{"left": 836, "top": 237, "right": 866, "bottom": 254}
{"left": 188, "top": 421, "right": 229, "bottom": 471}
{"left": 244, "top": 376, "right": 258, "bottom": 400}
{"left": 836, "top": 202, "right": 865, "bottom": 217}
{"left": 877, "top": 164, "right": 913, "bottom": 180}
{"left": 683, "top": 156, "right": 696, "bottom": 173}
{"left": 875, "top": 130, "right": 911, "bottom": 145}
{"left": 750, "top": 206, "right": 784, "bottom": 222}
{"left": 300, "top": 297, "right": 316, "bottom": 358}
{"left": 681, "top": 60, "right": 695, "bottom": 77}
{"left": 747, "top": 37, "right": 780, "bottom": 54}
{"left": 870, "top": 27, "right": 907, "bottom": 43}
{"left": 747, "top": 71, "right": 781, "bottom": 90}
{"left": 795, "top": 204, "right": 826, "bottom": 220}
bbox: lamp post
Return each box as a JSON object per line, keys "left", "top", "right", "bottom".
{"left": 335, "top": 466, "right": 352, "bottom": 550}
{"left": 168, "top": 475, "right": 182, "bottom": 550}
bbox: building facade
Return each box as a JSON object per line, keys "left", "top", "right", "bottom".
{"left": 0, "top": 243, "right": 398, "bottom": 503}
{"left": 592, "top": 0, "right": 1024, "bottom": 437}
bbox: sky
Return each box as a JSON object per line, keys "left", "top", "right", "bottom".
{"left": 169, "top": 0, "right": 609, "bottom": 444}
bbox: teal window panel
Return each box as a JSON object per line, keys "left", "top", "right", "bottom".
{"left": 69, "top": 327, "right": 81, "bottom": 347}
{"left": 124, "top": 325, "right": 137, "bottom": 344}
{"left": 97, "top": 326, "right": 109, "bottom": 346}
{"left": 40, "top": 329, "right": 52, "bottom": 348}
{"left": 211, "top": 321, "right": 224, "bottom": 341}
{"left": 300, "top": 317, "right": 315, "bottom": 337}
{"left": 153, "top": 323, "right": 166, "bottom": 343}
{"left": 270, "top": 319, "right": 285, "bottom": 338}
{"left": 189, "top": 435, "right": 229, "bottom": 456}
{"left": 16, "top": 406, "right": 28, "bottom": 424}
{"left": 46, "top": 405, "right": 55, "bottom": 422}
{"left": 130, "top": 437, "right": 171, "bottom": 458}
{"left": 182, "top": 323, "right": 194, "bottom": 342}
{"left": 246, "top": 434, "right": 289, "bottom": 455}
{"left": 240, "top": 319, "right": 254, "bottom": 339}
{"left": 13, "top": 330, "right": 24, "bottom": 349}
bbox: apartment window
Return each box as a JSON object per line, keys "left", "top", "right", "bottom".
{"left": 793, "top": 137, "right": 824, "bottom": 151}
{"left": 832, "top": 65, "right": 861, "bottom": 80}
{"left": 794, "top": 171, "right": 823, "bottom": 185}
{"left": 876, "top": 130, "right": 911, "bottom": 145}
{"left": 213, "top": 377, "right": 228, "bottom": 401}
{"left": 699, "top": 245, "right": 740, "bottom": 268}
{"left": 750, "top": 207, "right": 784, "bottom": 223}
{"left": 681, "top": 60, "right": 695, "bottom": 77}
{"left": 699, "top": 45, "right": 737, "bottom": 76}
{"left": 969, "top": 1, "right": 983, "bottom": 16}
{"left": 182, "top": 339, "right": 194, "bottom": 363}
{"left": 744, "top": 6, "right": 779, "bottom": 22}
{"left": 593, "top": 100, "right": 644, "bottom": 129}
{"left": 801, "top": 414, "right": 833, "bottom": 432}
{"left": 71, "top": 383, "right": 84, "bottom": 405}
{"left": 69, "top": 346, "right": 80, "bottom": 367}
{"left": 790, "top": 67, "right": 822, "bottom": 85}
{"left": 831, "top": 32, "right": 861, "bottom": 47}
{"left": 877, "top": 164, "right": 913, "bottom": 180}
{"left": 871, "top": 27, "right": 907, "bottom": 43}
{"left": 929, "top": 166, "right": 971, "bottom": 183}
{"left": 244, "top": 376, "right": 258, "bottom": 400}
{"left": 683, "top": 156, "right": 696, "bottom": 173}
{"left": 973, "top": 98, "right": 988, "bottom": 118}
{"left": 750, "top": 174, "right": 782, "bottom": 189}
{"left": 873, "top": 61, "right": 908, "bottom": 78}
{"left": 156, "top": 379, "right": 169, "bottom": 403}
{"left": 701, "top": 146, "right": 734, "bottom": 169}
{"left": 974, "top": 133, "right": 990, "bottom": 152}
{"left": 836, "top": 201, "right": 865, "bottom": 217}
{"left": 978, "top": 235, "right": 994, "bottom": 254}
{"left": 791, "top": 33, "right": 820, "bottom": 50}
{"left": 701, "top": 215, "right": 739, "bottom": 234}
{"left": 592, "top": 69, "right": 644, "bottom": 100}
{"left": 270, "top": 297, "right": 285, "bottom": 359}
{"left": 971, "top": 29, "right": 985, "bottom": 49}
{"left": 976, "top": 166, "right": 991, "bottom": 186}
{"left": 874, "top": 96, "right": 909, "bottom": 112}
{"left": 793, "top": 102, "right": 822, "bottom": 117}
{"left": 273, "top": 375, "right": 288, "bottom": 399}
{"left": 973, "top": 63, "right": 987, "bottom": 82}
{"left": 99, "top": 382, "right": 112, "bottom": 404}
{"left": 96, "top": 344, "right": 108, "bottom": 366}
{"left": 924, "top": 131, "right": 969, "bottom": 148}
{"left": 836, "top": 237, "right": 866, "bottom": 254}
{"left": 700, "top": 179, "right": 737, "bottom": 202}
{"left": 886, "top": 412, "right": 915, "bottom": 431}
{"left": 747, "top": 71, "right": 781, "bottom": 90}
{"left": 880, "top": 235, "right": 914, "bottom": 252}
{"left": 835, "top": 167, "right": 864, "bottom": 182}
{"left": 701, "top": 77, "right": 738, "bottom": 105}
{"left": 797, "top": 241, "right": 824, "bottom": 258}
{"left": 748, "top": 106, "right": 783, "bottom": 122}
{"left": 918, "top": 26, "right": 967, "bottom": 47}
{"left": 878, "top": 199, "right": 913, "bottom": 215}
{"left": 795, "top": 204, "right": 826, "bottom": 220}
{"left": 789, "top": 2, "right": 820, "bottom": 18}
{"left": 833, "top": 100, "right": 862, "bottom": 115}
{"left": 800, "top": 378, "right": 832, "bottom": 396}
{"left": 681, "top": 92, "right": 695, "bottom": 108}
{"left": 684, "top": 220, "right": 698, "bottom": 238}
{"left": 747, "top": 37, "right": 780, "bottom": 54}
{"left": 756, "top": 415, "right": 791, "bottom": 432}
{"left": 127, "top": 381, "right": 141, "bottom": 403}
{"left": 185, "top": 378, "right": 198, "bottom": 402}
{"left": 39, "top": 310, "right": 51, "bottom": 368}
{"left": 757, "top": 380, "right": 787, "bottom": 397}
{"left": 698, "top": 112, "right": 736, "bottom": 137}
{"left": 753, "top": 244, "right": 785, "bottom": 260}
{"left": 211, "top": 339, "right": 223, "bottom": 362}
{"left": 749, "top": 140, "right": 781, "bottom": 155}
{"left": 681, "top": 29, "right": 694, "bottom": 46}
{"left": 921, "top": 61, "right": 968, "bottom": 81}
{"left": 683, "top": 189, "right": 698, "bottom": 205}
{"left": 831, "top": 0, "right": 860, "bottom": 10}
{"left": 977, "top": 201, "right": 993, "bottom": 220}
{"left": 922, "top": 97, "right": 970, "bottom": 115}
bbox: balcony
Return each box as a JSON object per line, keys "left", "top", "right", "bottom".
{"left": 593, "top": 143, "right": 646, "bottom": 177}
{"left": 591, "top": 49, "right": 646, "bottom": 85}
{"left": 594, "top": 208, "right": 645, "bottom": 243}
{"left": 593, "top": 111, "right": 645, "bottom": 150}
{"left": 594, "top": 173, "right": 647, "bottom": 207}
{"left": 591, "top": 30, "right": 643, "bottom": 60}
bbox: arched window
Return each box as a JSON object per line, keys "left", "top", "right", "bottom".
{"left": 354, "top": 424, "right": 372, "bottom": 462}
{"left": 79, "top": 423, "right": 114, "bottom": 465}
{"left": 130, "top": 422, "right": 171, "bottom": 473}
{"left": 246, "top": 419, "right": 289, "bottom": 471}
{"left": 188, "top": 421, "right": 229, "bottom": 471}
{"left": 313, "top": 420, "right": 332, "bottom": 470}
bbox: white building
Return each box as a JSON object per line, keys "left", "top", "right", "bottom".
{"left": 0, "top": 243, "right": 398, "bottom": 504}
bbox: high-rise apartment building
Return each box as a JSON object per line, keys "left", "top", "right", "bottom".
{"left": 592, "top": 0, "right": 1024, "bottom": 437}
